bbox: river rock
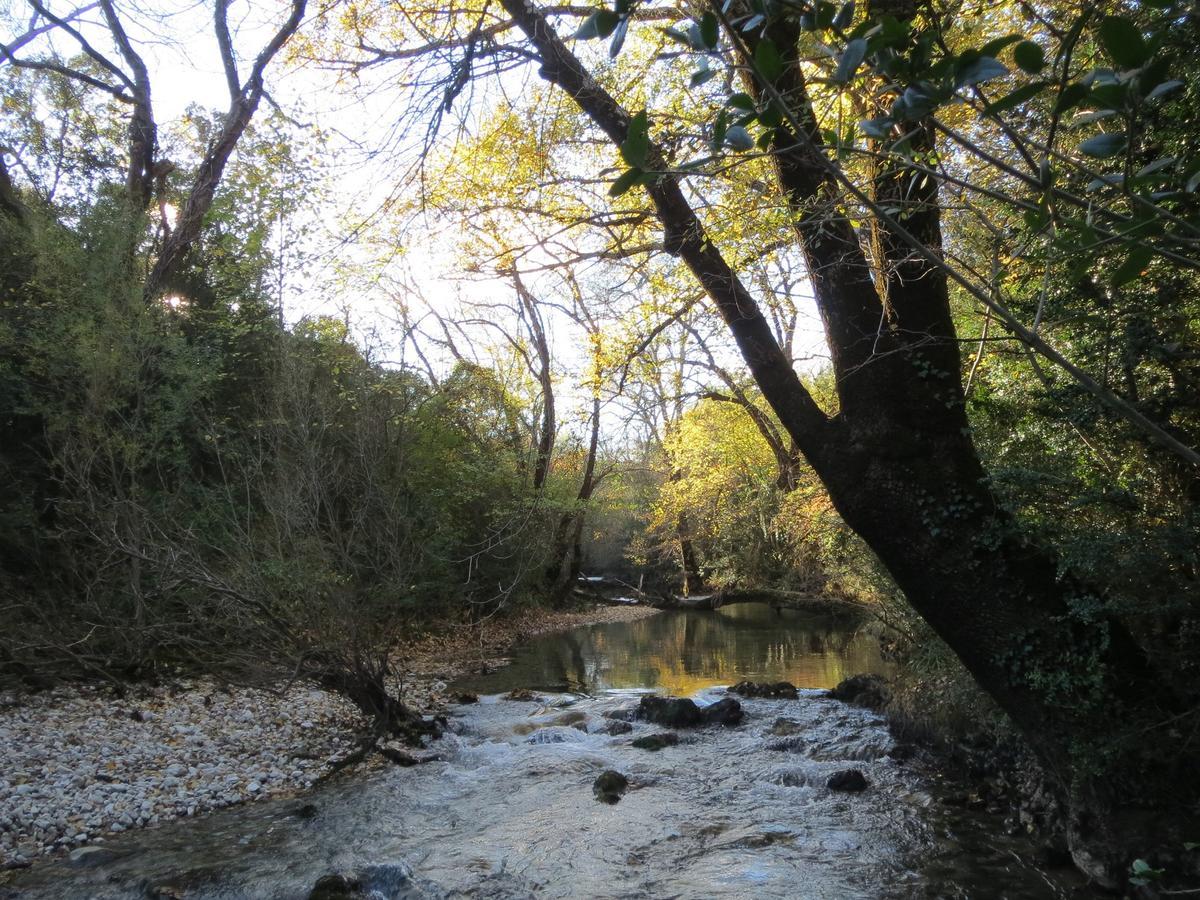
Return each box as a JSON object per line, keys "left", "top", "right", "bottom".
{"left": 309, "top": 873, "right": 361, "bottom": 899}
{"left": 826, "top": 769, "right": 869, "bottom": 792}
{"left": 701, "top": 698, "right": 744, "bottom": 727}
{"left": 455, "top": 693, "right": 479, "bottom": 704}
{"left": 770, "top": 717, "right": 802, "bottom": 736}
{"left": 67, "top": 845, "right": 122, "bottom": 868}
{"left": 637, "top": 696, "right": 703, "bottom": 728}
{"left": 632, "top": 732, "right": 679, "bottom": 751}
{"left": 593, "top": 770, "right": 628, "bottom": 804}
{"left": 826, "top": 674, "right": 889, "bottom": 710}
{"left": 730, "top": 681, "right": 799, "bottom": 699}
{"left": 503, "top": 688, "right": 540, "bottom": 702}
{"left": 605, "top": 720, "right": 633, "bottom": 736}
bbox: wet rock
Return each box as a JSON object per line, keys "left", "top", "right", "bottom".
{"left": 359, "top": 862, "right": 416, "bottom": 895}
{"left": 378, "top": 742, "right": 440, "bottom": 766}
{"left": 769, "top": 718, "right": 802, "bottom": 736}
{"left": 593, "top": 770, "right": 628, "bottom": 804}
{"left": 548, "top": 710, "right": 587, "bottom": 728}
{"left": 525, "top": 727, "right": 581, "bottom": 745}
{"left": 503, "top": 688, "right": 540, "bottom": 702}
{"left": 632, "top": 732, "right": 679, "bottom": 751}
{"left": 67, "top": 845, "right": 122, "bottom": 868}
{"left": 605, "top": 720, "right": 633, "bottom": 736}
{"left": 636, "top": 695, "right": 743, "bottom": 728}
{"left": 730, "top": 681, "right": 798, "bottom": 700}
{"left": 637, "top": 696, "right": 703, "bottom": 728}
{"left": 826, "top": 674, "right": 888, "bottom": 711}
{"left": 603, "top": 706, "right": 637, "bottom": 721}
{"left": 701, "top": 698, "right": 744, "bottom": 727}
{"left": 308, "top": 873, "right": 361, "bottom": 899}
{"left": 291, "top": 803, "right": 319, "bottom": 819}
{"left": 455, "top": 693, "right": 479, "bottom": 704}
{"left": 826, "top": 769, "right": 869, "bottom": 792}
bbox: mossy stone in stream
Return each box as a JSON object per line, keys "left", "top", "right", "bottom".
{"left": 632, "top": 732, "right": 679, "bottom": 751}
{"left": 593, "top": 770, "right": 629, "bottom": 804}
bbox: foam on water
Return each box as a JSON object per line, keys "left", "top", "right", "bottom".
{"left": 0, "top": 686, "right": 1070, "bottom": 899}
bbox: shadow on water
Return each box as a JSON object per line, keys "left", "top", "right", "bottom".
{"left": 454, "top": 603, "right": 889, "bottom": 696}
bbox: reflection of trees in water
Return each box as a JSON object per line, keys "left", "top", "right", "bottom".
{"left": 465, "top": 604, "right": 888, "bottom": 694}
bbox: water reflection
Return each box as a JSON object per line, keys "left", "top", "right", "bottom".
{"left": 454, "top": 603, "right": 889, "bottom": 696}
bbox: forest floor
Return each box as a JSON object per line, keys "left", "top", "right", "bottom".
{"left": 0, "top": 603, "right": 661, "bottom": 870}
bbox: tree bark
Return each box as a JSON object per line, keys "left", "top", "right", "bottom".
{"left": 497, "top": 2, "right": 1190, "bottom": 851}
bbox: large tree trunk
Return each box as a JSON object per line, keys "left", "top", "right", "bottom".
{"left": 497, "top": 1, "right": 1194, "bottom": 881}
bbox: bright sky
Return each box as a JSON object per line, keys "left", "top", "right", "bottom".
{"left": 1, "top": 0, "right": 831, "bottom": 439}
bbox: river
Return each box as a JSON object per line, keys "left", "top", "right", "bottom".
{"left": 1, "top": 604, "right": 1077, "bottom": 898}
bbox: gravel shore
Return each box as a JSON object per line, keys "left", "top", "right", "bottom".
{"left": 0, "top": 603, "right": 661, "bottom": 870}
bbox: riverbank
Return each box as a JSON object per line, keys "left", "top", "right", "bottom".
{"left": 0, "top": 603, "right": 661, "bottom": 870}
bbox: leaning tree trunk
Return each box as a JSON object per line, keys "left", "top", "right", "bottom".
{"left": 497, "top": 0, "right": 1194, "bottom": 883}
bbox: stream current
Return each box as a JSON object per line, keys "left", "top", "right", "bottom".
{"left": 2, "top": 605, "right": 1075, "bottom": 899}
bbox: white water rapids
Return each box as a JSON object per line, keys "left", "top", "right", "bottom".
{"left": 1, "top": 686, "right": 1069, "bottom": 898}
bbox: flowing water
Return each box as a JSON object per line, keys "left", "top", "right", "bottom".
{"left": 1, "top": 605, "right": 1077, "bottom": 899}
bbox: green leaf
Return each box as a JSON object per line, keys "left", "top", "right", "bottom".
{"left": 1145, "top": 80, "right": 1184, "bottom": 102}
{"left": 1112, "top": 246, "right": 1153, "bottom": 286}
{"left": 1090, "top": 83, "right": 1129, "bottom": 109}
{"left": 957, "top": 56, "right": 1009, "bottom": 87}
{"left": 755, "top": 38, "right": 784, "bottom": 81}
{"left": 1054, "top": 82, "right": 1090, "bottom": 114}
{"left": 691, "top": 65, "right": 718, "bottom": 87}
{"left": 833, "top": 1, "right": 854, "bottom": 30}
{"left": 1135, "top": 156, "right": 1176, "bottom": 178}
{"left": 979, "top": 35, "right": 1021, "bottom": 58}
{"left": 700, "top": 12, "right": 719, "bottom": 49}
{"left": 858, "top": 117, "right": 892, "bottom": 139}
{"left": 609, "top": 166, "right": 646, "bottom": 197}
{"left": 984, "top": 80, "right": 1049, "bottom": 115}
{"left": 726, "top": 92, "right": 756, "bottom": 110}
{"left": 1079, "top": 132, "right": 1127, "bottom": 158}
{"left": 661, "top": 26, "right": 692, "bottom": 46}
{"left": 575, "top": 10, "right": 619, "bottom": 40}
{"left": 1013, "top": 41, "right": 1045, "bottom": 74}
{"left": 1071, "top": 109, "right": 1119, "bottom": 127}
{"left": 710, "top": 109, "right": 728, "bottom": 152}
{"left": 724, "top": 125, "right": 755, "bottom": 151}
{"left": 609, "top": 17, "right": 629, "bottom": 57}
{"left": 834, "top": 38, "right": 868, "bottom": 84}
{"left": 620, "top": 109, "right": 650, "bottom": 169}
{"left": 1098, "top": 16, "right": 1150, "bottom": 69}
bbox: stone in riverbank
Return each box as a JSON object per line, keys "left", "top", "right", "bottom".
{"left": 826, "top": 674, "right": 889, "bottom": 710}
{"left": 0, "top": 680, "right": 362, "bottom": 868}
{"left": 636, "top": 695, "right": 743, "bottom": 728}
{"left": 631, "top": 732, "right": 679, "bottom": 751}
{"left": 826, "top": 769, "right": 869, "bottom": 792}
{"left": 730, "top": 681, "right": 798, "bottom": 700}
{"left": 592, "top": 770, "right": 628, "bottom": 804}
